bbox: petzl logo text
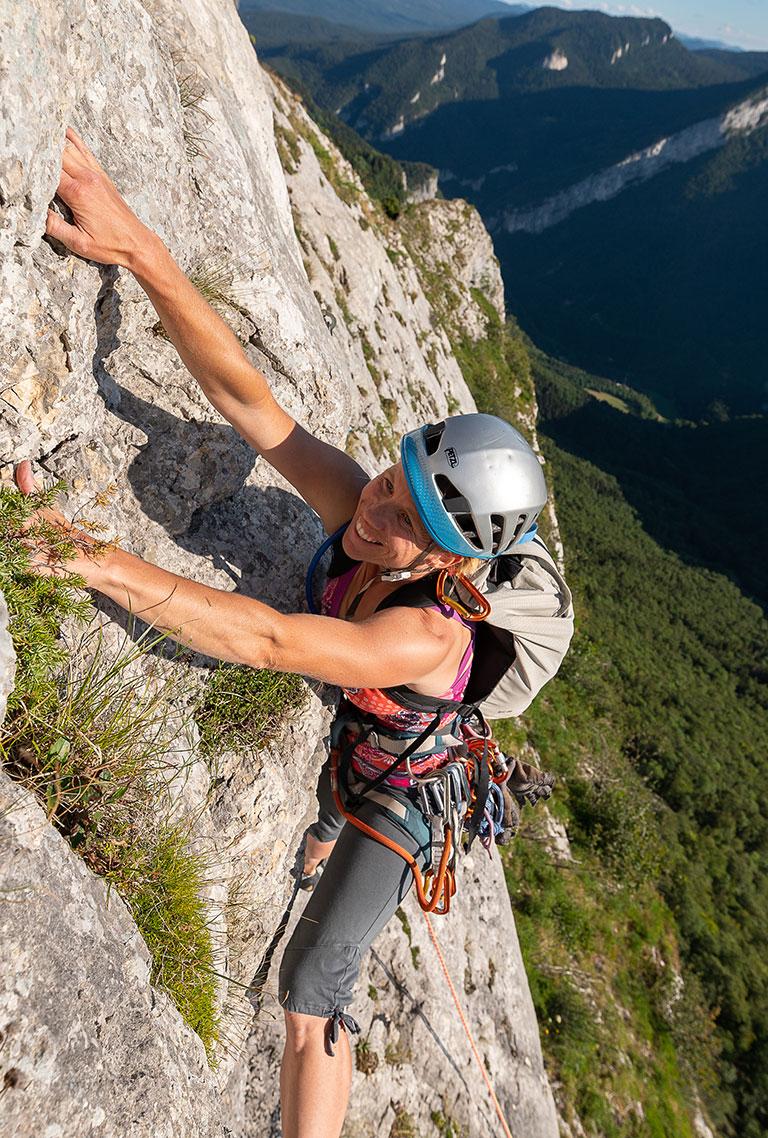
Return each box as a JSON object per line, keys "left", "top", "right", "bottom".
{"left": 445, "top": 447, "right": 459, "bottom": 468}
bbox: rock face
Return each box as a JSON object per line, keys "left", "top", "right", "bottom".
{"left": 0, "top": 771, "right": 224, "bottom": 1138}
{"left": 0, "top": 1, "right": 558, "bottom": 1135}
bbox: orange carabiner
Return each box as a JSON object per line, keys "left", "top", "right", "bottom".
{"left": 436, "top": 570, "right": 491, "bottom": 622}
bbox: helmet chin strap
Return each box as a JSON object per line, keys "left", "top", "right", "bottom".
{"left": 344, "top": 542, "right": 439, "bottom": 620}
{"left": 380, "top": 542, "right": 435, "bottom": 583}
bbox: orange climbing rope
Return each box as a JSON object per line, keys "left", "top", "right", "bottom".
{"left": 423, "top": 910, "right": 515, "bottom": 1138}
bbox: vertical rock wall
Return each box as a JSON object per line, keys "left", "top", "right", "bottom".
{"left": 0, "top": 1, "right": 558, "bottom": 1135}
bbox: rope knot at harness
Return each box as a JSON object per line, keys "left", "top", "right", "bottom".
{"left": 325, "top": 1009, "right": 361, "bottom": 1056}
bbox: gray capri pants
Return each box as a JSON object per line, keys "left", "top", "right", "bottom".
{"left": 278, "top": 750, "right": 431, "bottom": 1045}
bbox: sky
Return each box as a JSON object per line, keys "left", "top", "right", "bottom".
{"left": 502, "top": 0, "right": 768, "bottom": 50}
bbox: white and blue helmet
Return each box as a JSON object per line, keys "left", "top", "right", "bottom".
{"left": 401, "top": 414, "right": 547, "bottom": 559}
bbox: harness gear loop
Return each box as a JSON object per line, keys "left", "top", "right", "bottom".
{"left": 329, "top": 747, "right": 456, "bottom": 914}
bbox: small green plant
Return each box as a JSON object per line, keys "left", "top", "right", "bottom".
{"left": 431, "top": 1109, "right": 462, "bottom": 1138}
{"left": 380, "top": 397, "right": 398, "bottom": 426}
{"left": 195, "top": 663, "right": 307, "bottom": 756}
{"left": 384, "top": 1039, "right": 412, "bottom": 1066}
{"left": 275, "top": 122, "right": 301, "bottom": 174}
{"left": 390, "top": 1106, "right": 417, "bottom": 1138}
{"left": 355, "top": 1037, "right": 379, "bottom": 1076}
{"left": 370, "top": 422, "right": 398, "bottom": 464}
{"left": 0, "top": 482, "right": 93, "bottom": 717}
{"left": 395, "top": 906, "right": 421, "bottom": 970}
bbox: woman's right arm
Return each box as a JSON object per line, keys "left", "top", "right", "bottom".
{"left": 46, "top": 129, "right": 369, "bottom": 532}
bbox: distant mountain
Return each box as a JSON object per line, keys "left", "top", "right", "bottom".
{"left": 250, "top": 5, "right": 768, "bottom": 416}
{"left": 255, "top": 8, "right": 768, "bottom": 141}
{"left": 677, "top": 33, "right": 744, "bottom": 52}
{"left": 238, "top": 0, "right": 528, "bottom": 36}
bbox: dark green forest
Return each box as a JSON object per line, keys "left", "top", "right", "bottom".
{"left": 492, "top": 123, "right": 768, "bottom": 418}
{"left": 510, "top": 355, "right": 767, "bottom": 1137}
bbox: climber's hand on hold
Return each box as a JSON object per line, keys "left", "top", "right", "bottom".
{"left": 45, "top": 128, "right": 155, "bottom": 270}
{"left": 13, "top": 460, "right": 108, "bottom": 583}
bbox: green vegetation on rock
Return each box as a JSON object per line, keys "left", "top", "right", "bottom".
{"left": 0, "top": 484, "right": 220, "bottom": 1058}
{"left": 195, "top": 662, "right": 308, "bottom": 757}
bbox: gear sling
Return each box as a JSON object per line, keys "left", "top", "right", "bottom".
{"left": 307, "top": 526, "right": 574, "bottom": 913}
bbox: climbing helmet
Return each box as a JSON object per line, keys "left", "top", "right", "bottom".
{"left": 400, "top": 413, "right": 547, "bottom": 559}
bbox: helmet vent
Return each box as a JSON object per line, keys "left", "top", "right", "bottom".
{"left": 512, "top": 513, "right": 529, "bottom": 542}
{"left": 491, "top": 514, "right": 506, "bottom": 553}
{"left": 455, "top": 515, "right": 483, "bottom": 551}
{"left": 434, "top": 474, "right": 470, "bottom": 515}
{"left": 423, "top": 421, "right": 445, "bottom": 456}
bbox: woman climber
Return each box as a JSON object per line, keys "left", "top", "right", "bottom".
{"left": 17, "top": 129, "right": 552, "bottom": 1138}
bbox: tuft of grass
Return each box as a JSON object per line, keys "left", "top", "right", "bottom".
{"left": 0, "top": 484, "right": 220, "bottom": 1056}
{"left": 154, "top": 253, "right": 244, "bottom": 341}
{"left": 195, "top": 663, "right": 308, "bottom": 757}
{"left": 355, "top": 1038, "right": 379, "bottom": 1076}
{"left": 384, "top": 1039, "right": 412, "bottom": 1066}
{"left": 123, "top": 825, "right": 219, "bottom": 1058}
{"left": 0, "top": 482, "right": 98, "bottom": 716}
{"left": 390, "top": 1107, "right": 417, "bottom": 1138}
{"left": 189, "top": 255, "right": 242, "bottom": 313}
{"left": 431, "top": 1109, "right": 463, "bottom": 1138}
{"left": 175, "top": 64, "right": 213, "bottom": 160}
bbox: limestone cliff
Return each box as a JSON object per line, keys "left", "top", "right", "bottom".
{"left": 0, "top": 2, "right": 558, "bottom": 1136}
{"left": 493, "top": 83, "right": 768, "bottom": 235}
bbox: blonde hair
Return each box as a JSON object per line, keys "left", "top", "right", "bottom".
{"left": 450, "top": 556, "right": 486, "bottom": 580}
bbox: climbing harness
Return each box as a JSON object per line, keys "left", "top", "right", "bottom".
{"left": 306, "top": 522, "right": 564, "bottom": 916}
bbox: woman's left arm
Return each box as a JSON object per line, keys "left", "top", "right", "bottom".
{"left": 15, "top": 463, "right": 449, "bottom": 689}
{"left": 90, "top": 545, "right": 449, "bottom": 689}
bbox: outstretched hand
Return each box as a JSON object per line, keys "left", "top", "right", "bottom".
{"left": 13, "top": 461, "right": 104, "bottom": 582}
{"left": 45, "top": 128, "right": 153, "bottom": 269}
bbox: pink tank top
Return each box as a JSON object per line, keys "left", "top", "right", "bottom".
{"left": 322, "top": 563, "right": 474, "bottom": 783}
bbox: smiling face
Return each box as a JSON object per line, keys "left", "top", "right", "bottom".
{"left": 343, "top": 462, "right": 455, "bottom": 573}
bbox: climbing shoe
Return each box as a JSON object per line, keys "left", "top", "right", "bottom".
{"left": 299, "top": 861, "right": 325, "bottom": 891}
